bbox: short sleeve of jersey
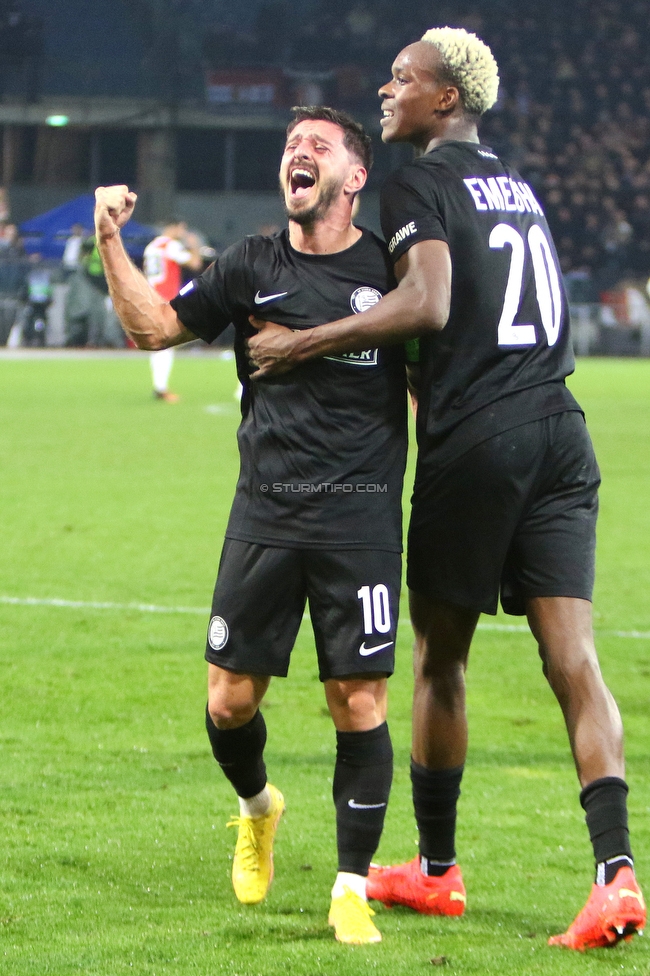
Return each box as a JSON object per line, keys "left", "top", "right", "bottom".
{"left": 170, "top": 240, "right": 249, "bottom": 343}
{"left": 380, "top": 164, "right": 448, "bottom": 263}
{"left": 164, "top": 238, "right": 192, "bottom": 265}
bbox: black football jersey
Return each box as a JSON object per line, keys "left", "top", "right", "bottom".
{"left": 380, "top": 141, "right": 582, "bottom": 462}
{"left": 170, "top": 227, "right": 407, "bottom": 551}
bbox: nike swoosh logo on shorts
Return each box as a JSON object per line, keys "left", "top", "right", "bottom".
{"left": 358, "top": 641, "right": 393, "bottom": 657}
{"left": 348, "top": 799, "right": 387, "bottom": 809}
{"left": 254, "top": 290, "right": 288, "bottom": 305}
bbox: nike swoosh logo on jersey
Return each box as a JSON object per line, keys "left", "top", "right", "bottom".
{"left": 348, "top": 799, "right": 387, "bottom": 810}
{"left": 358, "top": 641, "right": 393, "bottom": 656}
{"left": 254, "top": 291, "right": 288, "bottom": 305}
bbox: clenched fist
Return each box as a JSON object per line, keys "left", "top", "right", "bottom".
{"left": 94, "top": 185, "right": 138, "bottom": 242}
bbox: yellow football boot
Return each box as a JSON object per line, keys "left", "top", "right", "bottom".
{"left": 328, "top": 886, "right": 382, "bottom": 944}
{"left": 227, "top": 784, "right": 285, "bottom": 904}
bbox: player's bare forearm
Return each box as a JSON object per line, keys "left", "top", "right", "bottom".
{"left": 98, "top": 234, "right": 190, "bottom": 349}
{"left": 248, "top": 239, "right": 451, "bottom": 377}
{"left": 94, "top": 185, "right": 195, "bottom": 350}
{"left": 249, "top": 286, "right": 427, "bottom": 376}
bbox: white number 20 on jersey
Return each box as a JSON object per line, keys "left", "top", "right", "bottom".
{"left": 489, "top": 222, "right": 563, "bottom": 348}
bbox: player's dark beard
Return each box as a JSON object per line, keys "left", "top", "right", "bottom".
{"left": 282, "top": 175, "right": 343, "bottom": 226}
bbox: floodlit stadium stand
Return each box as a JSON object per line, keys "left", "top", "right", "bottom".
{"left": 0, "top": 0, "right": 648, "bottom": 349}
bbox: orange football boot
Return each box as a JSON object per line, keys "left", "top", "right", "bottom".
{"left": 549, "top": 866, "right": 646, "bottom": 950}
{"left": 367, "top": 857, "right": 466, "bottom": 916}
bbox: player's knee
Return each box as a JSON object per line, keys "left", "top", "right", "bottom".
{"left": 542, "top": 644, "right": 603, "bottom": 698}
{"left": 415, "top": 641, "right": 465, "bottom": 685}
{"left": 326, "top": 678, "right": 387, "bottom": 730}
{"left": 346, "top": 691, "right": 381, "bottom": 726}
{"left": 207, "top": 691, "right": 258, "bottom": 729}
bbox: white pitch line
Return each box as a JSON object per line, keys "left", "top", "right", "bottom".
{"left": 476, "top": 623, "right": 650, "bottom": 639}
{"left": 476, "top": 622, "right": 529, "bottom": 633}
{"left": 0, "top": 594, "right": 649, "bottom": 639}
{"left": 0, "top": 595, "right": 209, "bottom": 615}
{"left": 398, "top": 617, "right": 650, "bottom": 639}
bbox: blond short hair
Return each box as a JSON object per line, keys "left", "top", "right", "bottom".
{"left": 421, "top": 27, "right": 499, "bottom": 116}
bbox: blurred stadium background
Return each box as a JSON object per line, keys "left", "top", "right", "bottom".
{"left": 0, "top": 0, "right": 648, "bottom": 352}
{"left": 0, "top": 4, "right": 649, "bottom": 973}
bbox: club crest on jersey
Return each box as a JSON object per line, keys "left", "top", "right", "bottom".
{"left": 208, "top": 615, "right": 229, "bottom": 651}
{"left": 323, "top": 287, "right": 381, "bottom": 366}
{"left": 350, "top": 286, "right": 382, "bottom": 314}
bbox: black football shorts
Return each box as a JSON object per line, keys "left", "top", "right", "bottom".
{"left": 205, "top": 540, "right": 401, "bottom": 680}
{"left": 407, "top": 411, "right": 600, "bottom": 615}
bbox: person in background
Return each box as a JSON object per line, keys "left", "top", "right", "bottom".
{"left": 0, "top": 187, "right": 10, "bottom": 224}
{"left": 62, "top": 223, "right": 85, "bottom": 279}
{"left": 23, "top": 252, "right": 52, "bottom": 346}
{"left": 0, "top": 221, "right": 26, "bottom": 345}
{"left": 143, "top": 221, "right": 202, "bottom": 402}
{"left": 64, "top": 234, "right": 122, "bottom": 347}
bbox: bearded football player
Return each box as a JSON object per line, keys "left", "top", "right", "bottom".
{"left": 93, "top": 107, "right": 408, "bottom": 945}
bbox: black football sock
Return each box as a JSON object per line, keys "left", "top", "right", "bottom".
{"left": 205, "top": 705, "right": 267, "bottom": 800}
{"left": 411, "top": 760, "right": 464, "bottom": 875}
{"left": 596, "top": 855, "right": 635, "bottom": 886}
{"left": 580, "top": 776, "right": 634, "bottom": 885}
{"left": 333, "top": 722, "right": 393, "bottom": 876}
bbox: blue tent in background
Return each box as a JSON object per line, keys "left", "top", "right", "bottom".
{"left": 19, "top": 194, "right": 156, "bottom": 260}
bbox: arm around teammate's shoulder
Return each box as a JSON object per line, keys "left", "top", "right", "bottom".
{"left": 94, "top": 185, "right": 197, "bottom": 351}
{"left": 248, "top": 239, "right": 451, "bottom": 377}
{"left": 294, "top": 238, "right": 451, "bottom": 354}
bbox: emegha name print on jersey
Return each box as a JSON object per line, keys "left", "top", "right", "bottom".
{"left": 463, "top": 176, "right": 544, "bottom": 216}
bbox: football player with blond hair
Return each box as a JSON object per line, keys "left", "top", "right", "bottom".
{"left": 248, "top": 28, "right": 646, "bottom": 951}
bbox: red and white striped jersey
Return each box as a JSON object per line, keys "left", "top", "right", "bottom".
{"left": 143, "top": 235, "right": 192, "bottom": 300}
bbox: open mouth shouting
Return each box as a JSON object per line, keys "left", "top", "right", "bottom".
{"left": 289, "top": 166, "right": 317, "bottom": 201}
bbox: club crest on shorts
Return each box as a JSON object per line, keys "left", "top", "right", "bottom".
{"left": 350, "top": 286, "right": 382, "bottom": 314}
{"left": 208, "top": 615, "right": 229, "bottom": 651}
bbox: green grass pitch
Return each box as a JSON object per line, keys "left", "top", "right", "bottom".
{"left": 0, "top": 351, "right": 648, "bottom": 975}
